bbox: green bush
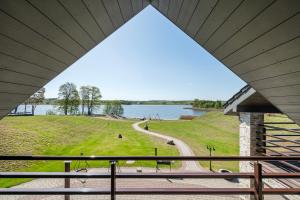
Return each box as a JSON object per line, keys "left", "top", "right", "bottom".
{"left": 46, "top": 110, "right": 56, "bottom": 115}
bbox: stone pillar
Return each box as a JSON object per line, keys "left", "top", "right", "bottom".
{"left": 239, "top": 112, "right": 264, "bottom": 200}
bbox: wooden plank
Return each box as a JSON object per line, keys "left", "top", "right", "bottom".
{"left": 83, "top": 0, "right": 115, "bottom": 36}
{"left": 176, "top": 0, "right": 198, "bottom": 30}
{"left": 0, "top": 34, "right": 66, "bottom": 72}
{"left": 195, "top": 0, "right": 243, "bottom": 45}
{"left": 0, "top": 53, "right": 57, "bottom": 78}
{"left": 0, "top": 93, "right": 30, "bottom": 103}
{"left": 268, "top": 96, "right": 300, "bottom": 105}
{"left": 142, "top": 0, "right": 149, "bottom": 8}
{"left": 102, "top": 0, "right": 124, "bottom": 28}
{"left": 60, "top": 0, "right": 105, "bottom": 41}
{"left": 251, "top": 71, "right": 300, "bottom": 90}
{"left": 0, "top": 0, "right": 85, "bottom": 58}
{"left": 224, "top": 14, "right": 300, "bottom": 67}
{"left": 214, "top": 0, "right": 300, "bottom": 59}
{"left": 260, "top": 85, "right": 300, "bottom": 97}
{"left": 185, "top": 0, "right": 218, "bottom": 37}
{"left": 279, "top": 105, "right": 300, "bottom": 113}
{"left": 204, "top": 0, "right": 274, "bottom": 52}
{"left": 0, "top": 11, "right": 76, "bottom": 65}
{"left": 241, "top": 56, "right": 300, "bottom": 82}
{"left": 118, "top": 0, "right": 134, "bottom": 21}
{"left": 165, "top": 0, "right": 183, "bottom": 23}
{"left": 131, "top": 0, "right": 143, "bottom": 14}
{"left": 29, "top": 0, "right": 95, "bottom": 50}
{"left": 0, "top": 69, "right": 48, "bottom": 87}
{"left": 150, "top": 0, "right": 159, "bottom": 9}
{"left": 233, "top": 37, "right": 300, "bottom": 74}
{"left": 285, "top": 113, "right": 300, "bottom": 121}
{"left": 0, "top": 82, "right": 38, "bottom": 95}
{"left": 158, "top": 0, "right": 169, "bottom": 16}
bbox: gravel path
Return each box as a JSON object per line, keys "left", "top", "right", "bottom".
{"left": 132, "top": 120, "right": 206, "bottom": 172}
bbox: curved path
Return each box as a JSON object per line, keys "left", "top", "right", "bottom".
{"left": 132, "top": 120, "right": 206, "bottom": 172}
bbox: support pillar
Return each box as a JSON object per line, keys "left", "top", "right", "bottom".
{"left": 239, "top": 112, "right": 264, "bottom": 200}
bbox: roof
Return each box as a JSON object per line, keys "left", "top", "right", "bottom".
{"left": 224, "top": 85, "right": 281, "bottom": 115}
{"left": 0, "top": 0, "right": 299, "bottom": 124}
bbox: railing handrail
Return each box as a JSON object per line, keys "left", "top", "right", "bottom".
{"left": 0, "top": 172, "right": 299, "bottom": 179}
{"left": 0, "top": 155, "right": 299, "bottom": 161}
{"left": 0, "top": 158, "right": 299, "bottom": 200}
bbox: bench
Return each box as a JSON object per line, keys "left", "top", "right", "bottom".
{"left": 156, "top": 160, "right": 172, "bottom": 172}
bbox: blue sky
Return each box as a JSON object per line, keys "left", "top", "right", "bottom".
{"left": 45, "top": 6, "right": 245, "bottom": 101}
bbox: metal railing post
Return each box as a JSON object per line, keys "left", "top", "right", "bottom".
{"left": 254, "top": 162, "right": 263, "bottom": 200}
{"left": 64, "top": 161, "right": 71, "bottom": 200}
{"left": 111, "top": 161, "right": 116, "bottom": 200}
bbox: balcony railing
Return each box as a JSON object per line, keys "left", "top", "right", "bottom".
{"left": 0, "top": 156, "right": 299, "bottom": 200}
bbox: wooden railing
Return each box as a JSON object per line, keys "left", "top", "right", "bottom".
{"left": 0, "top": 156, "right": 299, "bottom": 200}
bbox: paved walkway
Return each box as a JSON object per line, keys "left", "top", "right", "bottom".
{"left": 1, "top": 168, "right": 240, "bottom": 200}
{"left": 132, "top": 120, "right": 205, "bottom": 172}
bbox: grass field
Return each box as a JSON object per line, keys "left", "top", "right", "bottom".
{"left": 140, "top": 112, "right": 299, "bottom": 172}
{"left": 1, "top": 112, "right": 297, "bottom": 187}
{"left": 0, "top": 116, "right": 178, "bottom": 187}
{"left": 141, "top": 112, "right": 240, "bottom": 172}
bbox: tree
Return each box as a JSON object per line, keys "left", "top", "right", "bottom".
{"left": 192, "top": 99, "right": 223, "bottom": 109}
{"left": 103, "top": 102, "right": 112, "bottom": 115}
{"left": 111, "top": 101, "right": 124, "bottom": 116}
{"left": 57, "top": 82, "right": 80, "bottom": 115}
{"left": 87, "top": 86, "right": 101, "bottom": 115}
{"left": 26, "top": 88, "right": 45, "bottom": 115}
{"left": 79, "top": 86, "right": 89, "bottom": 115}
{"left": 103, "top": 101, "right": 124, "bottom": 116}
{"left": 193, "top": 99, "right": 200, "bottom": 108}
{"left": 215, "top": 100, "right": 223, "bottom": 109}
{"left": 79, "top": 86, "right": 101, "bottom": 115}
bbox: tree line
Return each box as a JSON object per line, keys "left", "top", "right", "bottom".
{"left": 42, "top": 99, "right": 194, "bottom": 105}
{"left": 192, "top": 99, "right": 223, "bottom": 109}
{"left": 57, "top": 82, "right": 123, "bottom": 116}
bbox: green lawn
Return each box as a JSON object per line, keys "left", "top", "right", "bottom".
{"left": 141, "top": 112, "right": 240, "bottom": 172}
{"left": 1, "top": 113, "right": 297, "bottom": 187}
{"left": 140, "top": 112, "right": 299, "bottom": 172}
{"left": 0, "top": 116, "right": 178, "bottom": 187}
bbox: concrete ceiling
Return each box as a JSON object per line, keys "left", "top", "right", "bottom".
{"left": 0, "top": 0, "right": 300, "bottom": 124}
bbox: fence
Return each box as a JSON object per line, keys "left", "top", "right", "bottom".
{"left": 0, "top": 156, "right": 299, "bottom": 200}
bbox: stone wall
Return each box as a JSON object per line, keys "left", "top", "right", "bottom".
{"left": 239, "top": 112, "right": 264, "bottom": 200}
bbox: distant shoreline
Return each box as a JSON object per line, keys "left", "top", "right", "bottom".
{"left": 184, "top": 107, "right": 223, "bottom": 112}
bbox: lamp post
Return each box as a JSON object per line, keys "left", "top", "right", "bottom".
{"left": 207, "top": 145, "right": 215, "bottom": 171}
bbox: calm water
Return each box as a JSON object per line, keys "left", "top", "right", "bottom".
{"left": 16, "top": 105, "right": 205, "bottom": 120}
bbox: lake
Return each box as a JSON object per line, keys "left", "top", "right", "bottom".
{"left": 16, "top": 105, "right": 205, "bottom": 120}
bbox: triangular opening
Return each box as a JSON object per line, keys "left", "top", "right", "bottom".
{"left": 44, "top": 6, "right": 245, "bottom": 103}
